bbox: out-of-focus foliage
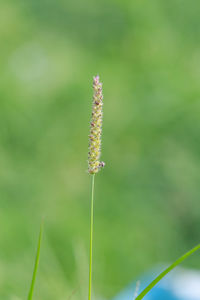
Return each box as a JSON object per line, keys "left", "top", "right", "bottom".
{"left": 0, "top": 0, "right": 200, "bottom": 299}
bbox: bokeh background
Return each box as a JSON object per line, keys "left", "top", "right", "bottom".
{"left": 1, "top": 0, "right": 200, "bottom": 299}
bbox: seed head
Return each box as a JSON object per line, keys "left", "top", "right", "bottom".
{"left": 88, "top": 75, "right": 105, "bottom": 174}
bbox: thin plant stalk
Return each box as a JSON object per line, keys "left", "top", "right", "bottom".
{"left": 27, "top": 222, "right": 43, "bottom": 300}
{"left": 135, "top": 243, "right": 200, "bottom": 300}
{"left": 88, "top": 174, "right": 95, "bottom": 300}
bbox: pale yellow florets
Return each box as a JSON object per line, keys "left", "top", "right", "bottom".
{"left": 88, "top": 75, "right": 105, "bottom": 174}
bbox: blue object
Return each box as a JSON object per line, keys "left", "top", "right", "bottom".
{"left": 112, "top": 267, "right": 200, "bottom": 300}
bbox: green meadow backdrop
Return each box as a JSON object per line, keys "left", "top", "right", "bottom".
{"left": 1, "top": 0, "right": 200, "bottom": 299}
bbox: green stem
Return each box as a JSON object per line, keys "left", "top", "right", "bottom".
{"left": 27, "top": 222, "right": 43, "bottom": 300}
{"left": 135, "top": 243, "right": 200, "bottom": 300}
{"left": 88, "top": 174, "right": 95, "bottom": 300}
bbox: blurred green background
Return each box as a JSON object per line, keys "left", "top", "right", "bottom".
{"left": 1, "top": 0, "right": 200, "bottom": 299}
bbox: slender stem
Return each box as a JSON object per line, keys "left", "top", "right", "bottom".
{"left": 135, "top": 243, "right": 200, "bottom": 300}
{"left": 88, "top": 174, "right": 95, "bottom": 300}
{"left": 27, "top": 222, "right": 43, "bottom": 300}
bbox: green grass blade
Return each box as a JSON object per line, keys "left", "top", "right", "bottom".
{"left": 135, "top": 243, "right": 200, "bottom": 300}
{"left": 27, "top": 222, "right": 43, "bottom": 300}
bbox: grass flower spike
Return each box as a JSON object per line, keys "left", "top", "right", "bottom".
{"left": 87, "top": 75, "right": 105, "bottom": 300}
{"left": 88, "top": 75, "right": 105, "bottom": 174}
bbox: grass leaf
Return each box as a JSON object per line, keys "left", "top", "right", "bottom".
{"left": 27, "top": 222, "right": 43, "bottom": 300}
{"left": 135, "top": 243, "right": 200, "bottom": 300}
